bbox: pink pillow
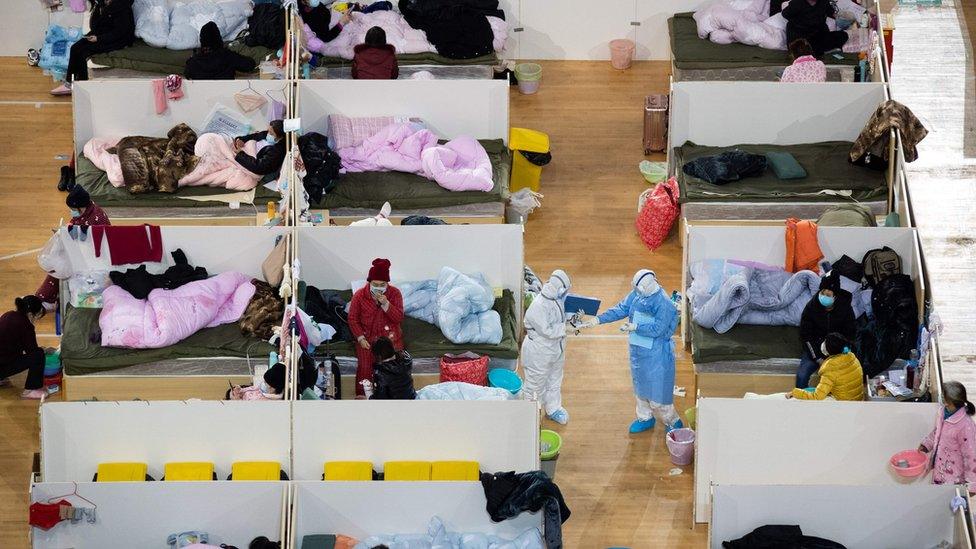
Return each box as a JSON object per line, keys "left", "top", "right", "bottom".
{"left": 328, "top": 115, "right": 426, "bottom": 150}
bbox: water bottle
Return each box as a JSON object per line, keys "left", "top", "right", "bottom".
{"left": 670, "top": 290, "right": 682, "bottom": 309}
{"left": 906, "top": 349, "right": 919, "bottom": 391}
{"left": 269, "top": 351, "right": 279, "bottom": 368}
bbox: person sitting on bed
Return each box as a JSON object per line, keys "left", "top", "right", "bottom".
{"left": 348, "top": 258, "right": 404, "bottom": 398}
{"left": 184, "top": 21, "right": 258, "bottom": 80}
{"left": 782, "top": 0, "right": 849, "bottom": 58}
{"left": 300, "top": 0, "right": 352, "bottom": 43}
{"left": 788, "top": 333, "right": 864, "bottom": 401}
{"left": 51, "top": 0, "right": 136, "bottom": 96}
{"left": 35, "top": 186, "right": 111, "bottom": 311}
{"left": 234, "top": 120, "right": 286, "bottom": 176}
{"left": 797, "top": 274, "right": 856, "bottom": 389}
{"left": 781, "top": 39, "right": 827, "bottom": 83}
{"left": 352, "top": 27, "right": 399, "bottom": 80}
{"left": 368, "top": 336, "right": 416, "bottom": 400}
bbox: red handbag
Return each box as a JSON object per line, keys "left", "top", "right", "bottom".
{"left": 439, "top": 353, "right": 489, "bottom": 385}
{"left": 635, "top": 176, "right": 680, "bottom": 251}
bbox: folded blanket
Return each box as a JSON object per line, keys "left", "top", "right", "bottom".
{"left": 178, "top": 133, "right": 262, "bottom": 191}
{"left": 100, "top": 271, "right": 255, "bottom": 349}
{"left": 690, "top": 259, "right": 821, "bottom": 333}
{"left": 421, "top": 135, "right": 494, "bottom": 192}
{"left": 83, "top": 138, "right": 124, "bottom": 188}
{"left": 438, "top": 267, "right": 501, "bottom": 345}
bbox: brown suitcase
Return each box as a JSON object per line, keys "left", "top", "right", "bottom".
{"left": 643, "top": 94, "right": 669, "bottom": 154}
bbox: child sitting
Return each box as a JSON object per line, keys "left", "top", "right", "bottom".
{"left": 781, "top": 39, "right": 827, "bottom": 83}
{"left": 789, "top": 333, "right": 864, "bottom": 401}
{"left": 352, "top": 27, "right": 399, "bottom": 80}
{"left": 369, "top": 336, "right": 415, "bottom": 400}
{"left": 919, "top": 381, "right": 976, "bottom": 493}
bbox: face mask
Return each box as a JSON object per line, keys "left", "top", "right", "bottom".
{"left": 371, "top": 285, "right": 387, "bottom": 295}
{"left": 818, "top": 294, "right": 835, "bottom": 307}
{"left": 265, "top": 135, "right": 277, "bottom": 145}
{"left": 69, "top": 209, "right": 81, "bottom": 218}
{"left": 821, "top": 342, "right": 829, "bottom": 356}
{"left": 308, "top": 0, "right": 320, "bottom": 7}
{"left": 259, "top": 380, "right": 273, "bottom": 394}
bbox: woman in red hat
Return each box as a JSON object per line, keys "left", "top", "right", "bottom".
{"left": 348, "top": 258, "right": 404, "bottom": 397}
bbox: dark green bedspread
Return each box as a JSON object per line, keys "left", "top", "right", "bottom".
{"left": 313, "top": 139, "right": 510, "bottom": 210}
{"left": 691, "top": 321, "right": 799, "bottom": 364}
{"left": 61, "top": 306, "right": 273, "bottom": 375}
{"left": 316, "top": 51, "right": 498, "bottom": 67}
{"left": 675, "top": 141, "right": 888, "bottom": 203}
{"left": 76, "top": 155, "right": 278, "bottom": 208}
{"left": 669, "top": 12, "right": 859, "bottom": 69}
{"left": 91, "top": 39, "right": 271, "bottom": 75}
{"left": 310, "top": 289, "right": 519, "bottom": 359}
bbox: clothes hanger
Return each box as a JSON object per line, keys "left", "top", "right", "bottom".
{"left": 45, "top": 481, "right": 97, "bottom": 509}
{"left": 265, "top": 84, "right": 288, "bottom": 103}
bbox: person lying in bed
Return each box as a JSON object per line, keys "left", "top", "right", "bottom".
{"left": 300, "top": 0, "right": 352, "bottom": 44}
{"left": 782, "top": 0, "right": 849, "bottom": 58}
{"left": 184, "top": 21, "right": 258, "bottom": 80}
{"left": 234, "top": 120, "right": 286, "bottom": 175}
{"left": 788, "top": 333, "right": 864, "bottom": 401}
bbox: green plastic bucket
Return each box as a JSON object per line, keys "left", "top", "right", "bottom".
{"left": 540, "top": 429, "right": 562, "bottom": 460}
{"left": 639, "top": 160, "right": 667, "bottom": 184}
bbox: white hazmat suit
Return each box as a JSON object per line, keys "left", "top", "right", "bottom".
{"left": 521, "top": 270, "right": 571, "bottom": 424}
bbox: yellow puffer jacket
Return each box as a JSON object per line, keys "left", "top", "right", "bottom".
{"left": 792, "top": 352, "right": 865, "bottom": 401}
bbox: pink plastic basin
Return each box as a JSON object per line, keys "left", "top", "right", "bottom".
{"left": 889, "top": 449, "right": 927, "bottom": 478}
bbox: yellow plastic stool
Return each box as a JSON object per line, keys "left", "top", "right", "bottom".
{"left": 324, "top": 461, "right": 374, "bottom": 481}
{"left": 509, "top": 127, "right": 550, "bottom": 192}
{"left": 95, "top": 462, "right": 148, "bottom": 482}
{"left": 431, "top": 461, "right": 480, "bottom": 481}
{"left": 164, "top": 462, "right": 215, "bottom": 481}
{"left": 383, "top": 461, "right": 431, "bottom": 481}
{"left": 231, "top": 461, "right": 283, "bottom": 481}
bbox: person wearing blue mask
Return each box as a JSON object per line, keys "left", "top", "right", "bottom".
{"left": 578, "top": 269, "right": 681, "bottom": 434}
{"left": 234, "top": 119, "right": 286, "bottom": 176}
{"left": 521, "top": 270, "right": 572, "bottom": 425}
{"left": 797, "top": 274, "right": 856, "bottom": 389}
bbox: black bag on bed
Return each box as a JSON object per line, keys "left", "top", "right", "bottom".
{"left": 297, "top": 132, "right": 341, "bottom": 203}
{"left": 862, "top": 246, "right": 902, "bottom": 287}
{"left": 245, "top": 4, "right": 285, "bottom": 49}
{"left": 304, "top": 286, "right": 354, "bottom": 342}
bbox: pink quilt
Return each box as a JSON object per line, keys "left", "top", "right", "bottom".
{"left": 99, "top": 271, "right": 256, "bottom": 349}
{"left": 178, "top": 133, "right": 262, "bottom": 191}
{"left": 421, "top": 135, "right": 493, "bottom": 191}
{"left": 84, "top": 137, "right": 125, "bottom": 188}
{"left": 306, "top": 11, "right": 434, "bottom": 59}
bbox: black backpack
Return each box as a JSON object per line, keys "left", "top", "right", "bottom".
{"left": 862, "top": 246, "right": 902, "bottom": 287}
{"left": 871, "top": 273, "right": 918, "bottom": 365}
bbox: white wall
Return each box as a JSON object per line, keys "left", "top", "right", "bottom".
{"left": 30, "top": 481, "right": 285, "bottom": 549}
{"left": 3, "top": 6, "right": 84, "bottom": 56}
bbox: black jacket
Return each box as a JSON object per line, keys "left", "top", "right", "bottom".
{"left": 300, "top": 4, "right": 342, "bottom": 42}
{"left": 371, "top": 352, "right": 416, "bottom": 400}
{"left": 399, "top": 0, "right": 502, "bottom": 59}
{"left": 783, "top": 0, "right": 836, "bottom": 42}
{"left": 185, "top": 49, "right": 257, "bottom": 80}
{"left": 799, "top": 291, "right": 856, "bottom": 360}
{"left": 297, "top": 132, "right": 342, "bottom": 203}
{"left": 235, "top": 131, "right": 285, "bottom": 176}
{"left": 88, "top": 0, "right": 136, "bottom": 50}
{"left": 480, "top": 471, "right": 570, "bottom": 549}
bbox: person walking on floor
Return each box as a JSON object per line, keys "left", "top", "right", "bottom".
{"left": 578, "top": 269, "right": 682, "bottom": 434}
{"left": 919, "top": 381, "right": 976, "bottom": 493}
{"left": 521, "top": 270, "right": 572, "bottom": 425}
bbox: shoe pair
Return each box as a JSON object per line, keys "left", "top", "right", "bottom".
{"left": 628, "top": 418, "right": 684, "bottom": 434}
{"left": 546, "top": 408, "right": 569, "bottom": 425}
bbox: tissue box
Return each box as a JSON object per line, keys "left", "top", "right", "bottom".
{"left": 564, "top": 294, "right": 601, "bottom": 316}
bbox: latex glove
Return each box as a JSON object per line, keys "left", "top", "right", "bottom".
{"left": 620, "top": 322, "right": 637, "bottom": 332}
{"left": 577, "top": 318, "right": 599, "bottom": 330}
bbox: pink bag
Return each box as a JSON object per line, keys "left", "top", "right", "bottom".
{"left": 439, "top": 353, "right": 489, "bottom": 385}
{"left": 635, "top": 176, "right": 680, "bottom": 251}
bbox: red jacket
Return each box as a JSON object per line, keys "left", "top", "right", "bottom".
{"left": 348, "top": 285, "right": 404, "bottom": 349}
{"left": 351, "top": 44, "right": 399, "bottom": 80}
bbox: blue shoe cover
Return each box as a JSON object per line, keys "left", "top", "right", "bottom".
{"left": 629, "top": 417, "right": 656, "bottom": 434}
{"left": 547, "top": 408, "right": 569, "bottom": 425}
{"left": 665, "top": 419, "right": 684, "bottom": 434}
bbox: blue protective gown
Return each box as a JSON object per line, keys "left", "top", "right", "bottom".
{"left": 597, "top": 289, "right": 680, "bottom": 404}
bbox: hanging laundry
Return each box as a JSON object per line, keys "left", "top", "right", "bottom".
{"left": 234, "top": 88, "right": 268, "bottom": 113}
{"left": 849, "top": 100, "right": 928, "bottom": 164}
{"left": 269, "top": 99, "right": 286, "bottom": 121}
{"left": 165, "top": 74, "right": 184, "bottom": 101}
{"left": 152, "top": 79, "right": 168, "bottom": 115}
{"left": 91, "top": 225, "right": 164, "bottom": 266}
{"left": 29, "top": 500, "right": 96, "bottom": 530}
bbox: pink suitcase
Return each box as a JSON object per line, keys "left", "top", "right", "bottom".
{"left": 643, "top": 94, "right": 669, "bottom": 154}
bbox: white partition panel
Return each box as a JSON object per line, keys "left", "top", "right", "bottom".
{"left": 292, "top": 481, "right": 543, "bottom": 542}
{"left": 297, "top": 80, "right": 509, "bottom": 142}
{"left": 686, "top": 226, "right": 919, "bottom": 278}
{"left": 57, "top": 225, "right": 287, "bottom": 280}
{"left": 73, "top": 80, "right": 289, "bottom": 153}
{"left": 292, "top": 401, "right": 539, "bottom": 480}
{"left": 41, "top": 401, "right": 292, "bottom": 482}
{"left": 296, "top": 225, "right": 523, "bottom": 293}
{"left": 694, "top": 399, "right": 940, "bottom": 523}
{"left": 710, "top": 484, "right": 963, "bottom": 549}
{"left": 669, "top": 82, "right": 887, "bottom": 147}
{"left": 31, "top": 481, "right": 285, "bottom": 549}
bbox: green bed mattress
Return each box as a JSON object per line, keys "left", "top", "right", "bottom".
{"left": 313, "top": 139, "right": 510, "bottom": 210}
{"left": 60, "top": 306, "right": 273, "bottom": 375}
{"left": 316, "top": 51, "right": 498, "bottom": 68}
{"left": 75, "top": 155, "right": 279, "bottom": 208}
{"left": 90, "top": 39, "right": 272, "bottom": 75}
{"left": 309, "top": 289, "right": 519, "bottom": 359}
{"left": 674, "top": 141, "right": 888, "bottom": 203}
{"left": 669, "top": 12, "right": 859, "bottom": 70}
{"left": 691, "top": 321, "right": 799, "bottom": 364}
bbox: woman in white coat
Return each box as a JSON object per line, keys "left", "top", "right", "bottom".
{"left": 521, "top": 270, "right": 571, "bottom": 425}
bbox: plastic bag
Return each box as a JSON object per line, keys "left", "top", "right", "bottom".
{"left": 509, "top": 188, "right": 543, "bottom": 217}
{"left": 68, "top": 271, "right": 110, "bottom": 308}
{"left": 37, "top": 233, "right": 73, "bottom": 279}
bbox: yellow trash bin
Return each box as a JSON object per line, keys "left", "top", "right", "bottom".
{"left": 509, "top": 128, "right": 551, "bottom": 192}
